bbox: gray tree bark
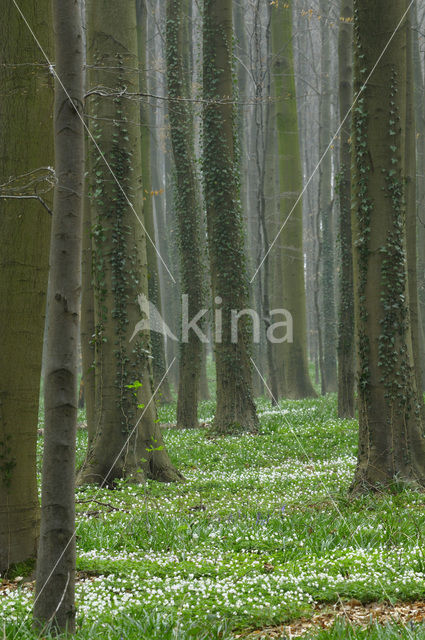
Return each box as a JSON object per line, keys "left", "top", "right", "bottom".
{"left": 33, "top": 0, "right": 84, "bottom": 631}
{"left": 318, "top": 0, "right": 338, "bottom": 394}
{"left": 203, "top": 0, "right": 258, "bottom": 433}
{"left": 337, "top": 0, "right": 355, "bottom": 418}
{"left": 166, "top": 0, "right": 206, "bottom": 428}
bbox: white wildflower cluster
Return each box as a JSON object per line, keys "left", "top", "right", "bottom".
{"left": 3, "top": 397, "right": 424, "bottom": 636}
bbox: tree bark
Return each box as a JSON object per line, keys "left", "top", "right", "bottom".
{"left": 166, "top": 0, "right": 206, "bottom": 428}
{"left": 33, "top": 0, "right": 84, "bottom": 631}
{"left": 337, "top": 0, "right": 355, "bottom": 418}
{"left": 270, "top": 0, "right": 316, "bottom": 399}
{"left": 203, "top": 0, "right": 258, "bottom": 433}
{"left": 318, "top": 0, "right": 338, "bottom": 394}
{"left": 78, "top": 0, "right": 182, "bottom": 485}
{"left": 351, "top": 0, "right": 425, "bottom": 491}
{"left": 405, "top": 6, "right": 424, "bottom": 412}
{"left": 199, "top": 344, "right": 211, "bottom": 401}
{"left": 0, "top": 0, "right": 53, "bottom": 573}
{"left": 81, "top": 175, "right": 96, "bottom": 446}
{"left": 137, "top": 0, "right": 174, "bottom": 405}
{"left": 412, "top": 0, "right": 425, "bottom": 393}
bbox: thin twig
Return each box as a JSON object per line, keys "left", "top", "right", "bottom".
{"left": 0, "top": 195, "right": 53, "bottom": 215}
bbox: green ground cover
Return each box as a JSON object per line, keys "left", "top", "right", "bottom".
{"left": 2, "top": 395, "right": 425, "bottom": 638}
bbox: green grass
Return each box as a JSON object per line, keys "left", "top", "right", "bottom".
{"left": 3, "top": 394, "right": 425, "bottom": 638}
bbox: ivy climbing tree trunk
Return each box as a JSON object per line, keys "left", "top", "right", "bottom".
{"left": 33, "top": 0, "right": 84, "bottom": 631}
{"left": 270, "top": 0, "right": 316, "bottom": 400}
{"left": 78, "top": 0, "right": 182, "bottom": 486}
{"left": 136, "top": 0, "right": 174, "bottom": 405}
{"left": 337, "top": 0, "right": 355, "bottom": 418}
{"left": 203, "top": 0, "right": 258, "bottom": 433}
{"left": 166, "top": 0, "right": 206, "bottom": 429}
{"left": 0, "top": 0, "right": 53, "bottom": 573}
{"left": 351, "top": 0, "right": 425, "bottom": 491}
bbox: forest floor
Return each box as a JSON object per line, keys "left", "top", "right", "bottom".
{"left": 3, "top": 395, "right": 425, "bottom": 638}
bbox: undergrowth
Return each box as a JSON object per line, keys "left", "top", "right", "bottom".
{"left": 2, "top": 394, "right": 425, "bottom": 638}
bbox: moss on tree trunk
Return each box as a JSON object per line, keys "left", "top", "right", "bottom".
{"left": 351, "top": 0, "right": 425, "bottom": 492}
{"left": 78, "top": 0, "right": 182, "bottom": 486}
{"left": 203, "top": 0, "right": 258, "bottom": 434}
{"left": 166, "top": 0, "right": 206, "bottom": 429}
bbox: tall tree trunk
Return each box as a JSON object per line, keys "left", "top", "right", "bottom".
{"left": 163, "top": 147, "right": 182, "bottom": 392}
{"left": 199, "top": 344, "right": 211, "bottom": 401}
{"left": 147, "top": 0, "right": 180, "bottom": 395}
{"left": 412, "top": 2, "right": 425, "bottom": 392}
{"left": 33, "top": 0, "right": 84, "bottom": 631}
{"left": 337, "top": 0, "right": 355, "bottom": 418}
{"left": 318, "top": 0, "right": 338, "bottom": 393}
{"left": 166, "top": 0, "right": 206, "bottom": 428}
{"left": 81, "top": 175, "right": 96, "bottom": 446}
{"left": 137, "top": 0, "right": 174, "bottom": 405}
{"left": 0, "top": 0, "right": 53, "bottom": 573}
{"left": 233, "top": 0, "right": 250, "bottom": 242}
{"left": 405, "top": 6, "right": 424, "bottom": 409}
{"left": 259, "top": 7, "right": 279, "bottom": 405}
{"left": 261, "top": 103, "right": 280, "bottom": 405}
{"left": 203, "top": 0, "right": 258, "bottom": 433}
{"left": 351, "top": 0, "right": 425, "bottom": 491}
{"left": 78, "top": 0, "right": 182, "bottom": 486}
{"left": 270, "top": 0, "right": 316, "bottom": 399}
{"left": 264, "top": 106, "right": 280, "bottom": 405}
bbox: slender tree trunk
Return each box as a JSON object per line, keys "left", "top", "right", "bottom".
{"left": 264, "top": 108, "right": 280, "bottom": 405}
{"left": 81, "top": 176, "right": 96, "bottom": 446}
{"left": 199, "top": 344, "right": 211, "bottom": 401}
{"left": 0, "top": 0, "right": 53, "bottom": 573}
{"left": 78, "top": 0, "right": 182, "bottom": 486}
{"left": 337, "top": 0, "right": 355, "bottom": 418}
{"left": 252, "top": 1, "right": 278, "bottom": 404}
{"left": 318, "top": 0, "right": 338, "bottom": 393}
{"left": 271, "top": 1, "right": 316, "bottom": 399}
{"left": 405, "top": 7, "right": 424, "bottom": 410}
{"left": 351, "top": 0, "right": 425, "bottom": 491}
{"left": 233, "top": 0, "right": 250, "bottom": 240}
{"left": 147, "top": 0, "right": 179, "bottom": 396}
{"left": 137, "top": 0, "right": 174, "bottom": 405}
{"left": 203, "top": 0, "right": 258, "bottom": 433}
{"left": 33, "top": 0, "right": 84, "bottom": 631}
{"left": 412, "top": 3, "right": 425, "bottom": 393}
{"left": 163, "top": 148, "right": 182, "bottom": 392}
{"left": 166, "top": 0, "right": 206, "bottom": 428}
{"left": 313, "top": 204, "right": 326, "bottom": 395}
{"left": 261, "top": 106, "right": 280, "bottom": 406}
